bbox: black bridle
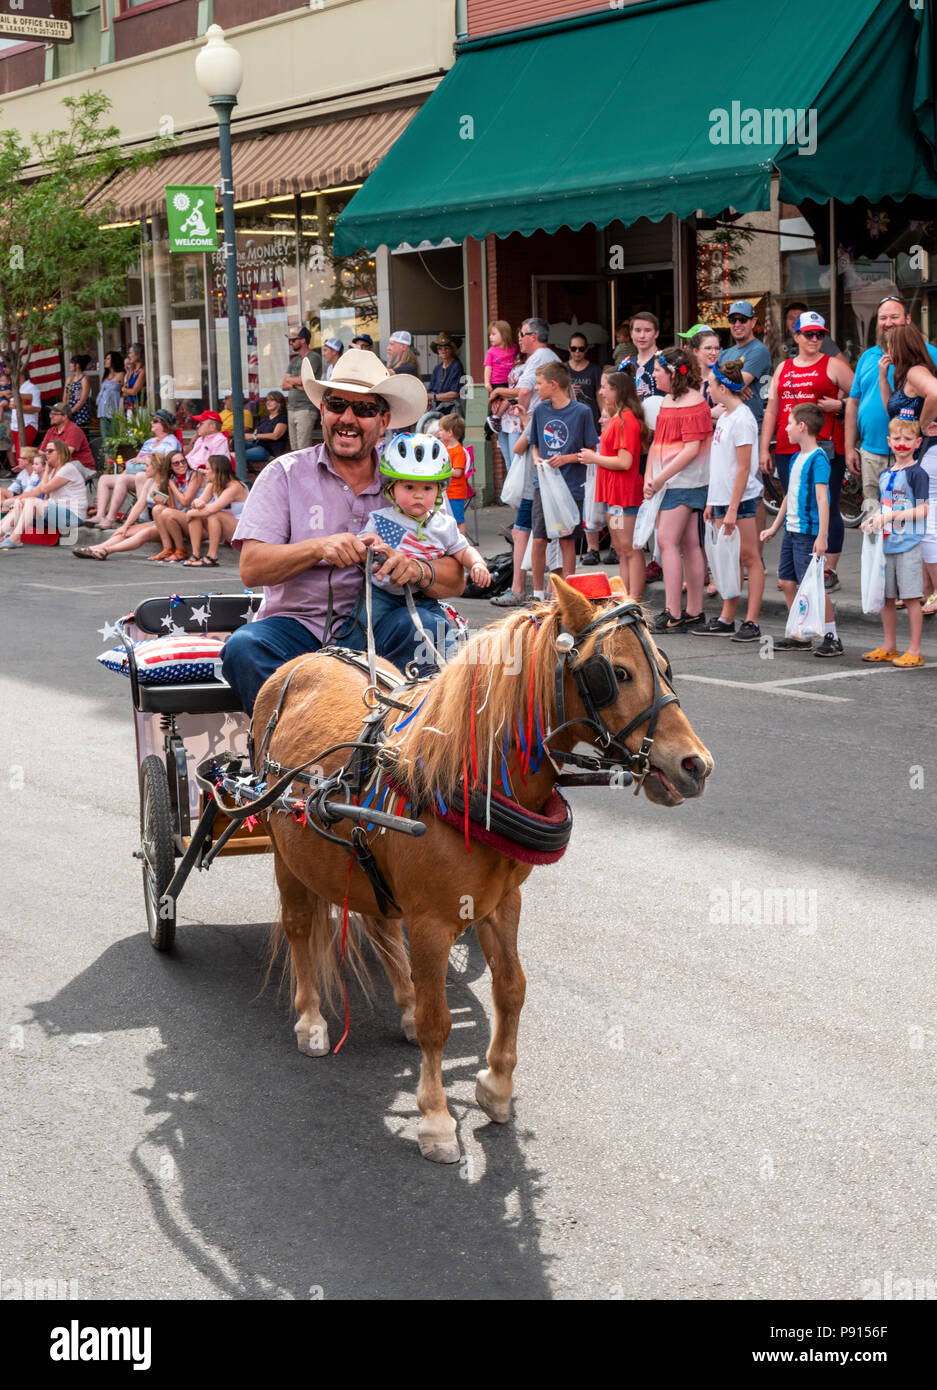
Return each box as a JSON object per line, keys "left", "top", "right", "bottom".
{"left": 546, "top": 600, "right": 680, "bottom": 789}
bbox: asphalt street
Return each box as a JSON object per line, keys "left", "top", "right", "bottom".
{"left": 2, "top": 517, "right": 937, "bottom": 1301}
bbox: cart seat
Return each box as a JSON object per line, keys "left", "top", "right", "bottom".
{"left": 136, "top": 682, "right": 244, "bottom": 714}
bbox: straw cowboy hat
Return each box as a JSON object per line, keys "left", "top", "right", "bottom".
{"left": 301, "top": 347, "right": 427, "bottom": 428}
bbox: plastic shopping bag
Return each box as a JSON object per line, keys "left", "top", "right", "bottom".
{"left": 785, "top": 552, "right": 826, "bottom": 640}
{"left": 632, "top": 486, "right": 665, "bottom": 550}
{"left": 537, "top": 462, "right": 580, "bottom": 538}
{"left": 583, "top": 464, "right": 607, "bottom": 530}
{"left": 860, "top": 527, "right": 886, "bottom": 615}
{"left": 520, "top": 531, "right": 561, "bottom": 574}
{"left": 500, "top": 447, "right": 527, "bottom": 509}
{"left": 704, "top": 521, "right": 742, "bottom": 600}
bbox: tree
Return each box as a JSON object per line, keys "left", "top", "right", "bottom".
{"left": 0, "top": 91, "right": 169, "bottom": 444}
{"left": 696, "top": 212, "right": 756, "bottom": 320}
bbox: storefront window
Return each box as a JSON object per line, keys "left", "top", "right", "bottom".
{"left": 297, "top": 190, "right": 378, "bottom": 351}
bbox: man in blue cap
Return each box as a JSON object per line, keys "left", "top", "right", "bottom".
{"left": 717, "top": 301, "right": 771, "bottom": 430}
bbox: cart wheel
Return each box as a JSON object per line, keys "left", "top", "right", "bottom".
{"left": 140, "top": 754, "right": 176, "bottom": 951}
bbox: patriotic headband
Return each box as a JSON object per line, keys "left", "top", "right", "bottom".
{"left": 712, "top": 364, "right": 744, "bottom": 392}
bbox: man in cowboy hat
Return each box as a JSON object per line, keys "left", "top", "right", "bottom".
{"left": 221, "top": 349, "right": 466, "bottom": 714}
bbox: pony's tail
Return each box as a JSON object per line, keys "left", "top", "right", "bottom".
{"left": 266, "top": 887, "right": 376, "bottom": 1019}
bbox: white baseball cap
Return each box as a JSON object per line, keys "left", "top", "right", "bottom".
{"left": 795, "top": 311, "right": 826, "bottom": 332}
{"left": 388, "top": 330, "right": 412, "bottom": 346}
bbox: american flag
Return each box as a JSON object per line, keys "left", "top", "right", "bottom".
{"left": 371, "top": 511, "right": 441, "bottom": 560}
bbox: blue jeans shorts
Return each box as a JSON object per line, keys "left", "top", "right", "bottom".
{"left": 447, "top": 497, "right": 465, "bottom": 524}
{"left": 660, "top": 485, "right": 708, "bottom": 512}
{"left": 514, "top": 498, "right": 533, "bottom": 532}
{"left": 712, "top": 498, "right": 758, "bottom": 520}
{"left": 40, "top": 502, "right": 79, "bottom": 531}
{"left": 608, "top": 504, "right": 640, "bottom": 519}
{"left": 778, "top": 530, "right": 818, "bottom": 583}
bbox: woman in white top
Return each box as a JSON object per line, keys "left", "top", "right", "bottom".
{"left": 0, "top": 439, "right": 87, "bottom": 548}
{"left": 73, "top": 453, "right": 173, "bottom": 560}
{"left": 696, "top": 357, "right": 765, "bottom": 641}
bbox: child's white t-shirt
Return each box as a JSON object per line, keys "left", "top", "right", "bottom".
{"left": 707, "top": 404, "right": 761, "bottom": 506}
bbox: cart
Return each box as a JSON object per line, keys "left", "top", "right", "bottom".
{"left": 119, "top": 592, "right": 266, "bottom": 951}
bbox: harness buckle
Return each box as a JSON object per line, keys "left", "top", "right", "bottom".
{"left": 362, "top": 684, "right": 382, "bottom": 710}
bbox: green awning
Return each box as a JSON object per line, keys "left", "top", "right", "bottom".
{"left": 334, "top": 0, "right": 937, "bottom": 255}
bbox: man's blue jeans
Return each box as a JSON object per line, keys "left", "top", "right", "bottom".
{"left": 221, "top": 597, "right": 451, "bottom": 715}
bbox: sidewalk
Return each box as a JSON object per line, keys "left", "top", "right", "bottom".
{"left": 464, "top": 499, "right": 884, "bottom": 626}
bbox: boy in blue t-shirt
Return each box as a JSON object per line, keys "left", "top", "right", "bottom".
{"left": 861, "top": 417, "right": 929, "bottom": 668}
{"left": 528, "top": 360, "right": 597, "bottom": 598}
{"left": 760, "top": 402, "right": 841, "bottom": 656}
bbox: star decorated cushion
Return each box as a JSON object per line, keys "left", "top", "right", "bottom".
{"left": 97, "top": 633, "right": 225, "bottom": 684}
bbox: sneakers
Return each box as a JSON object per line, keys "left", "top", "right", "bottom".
{"left": 682, "top": 613, "right": 708, "bottom": 634}
{"left": 651, "top": 609, "right": 684, "bottom": 633}
{"left": 691, "top": 617, "right": 736, "bottom": 637}
{"left": 605, "top": 547, "right": 619, "bottom": 564}
{"left": 773, "top": 635, "right": 812, "bottom": 651}
{"left": 814, "top": 633, "right": 844, "bottom": 658}
{"left": 644, "top": 560, "right": 663, "bottom": 583}
{"left": 731, "top": 621, "right": 762, "bottom": 643}
{"left": 490, "top": 590, "right": 527, "bottom": 607}
{"left": 580, "top": 549, "right": 601, "bottom": 566}
{"left": 824, "top": 569, "right": 840, "bottom": 592}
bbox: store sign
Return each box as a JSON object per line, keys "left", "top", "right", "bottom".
{"left": 166, "top": 186, "right": 218, "bottom": 253}
{"left": 0, "top": 1, "right": 72, "bottom": 44}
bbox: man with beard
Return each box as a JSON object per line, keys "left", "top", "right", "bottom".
{"left": 221, "top": 350, "right": 465, "bottom": 714}
{"left": 845, "top": 295, "right": 937, "bottom": 513}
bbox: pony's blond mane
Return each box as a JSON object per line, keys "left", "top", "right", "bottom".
{"left": 385, "top": 599, "right": 622, "bottom": 801}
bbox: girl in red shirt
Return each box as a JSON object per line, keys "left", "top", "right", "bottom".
{"left": 580, "top": 369, "right": 648, "bottom": 598}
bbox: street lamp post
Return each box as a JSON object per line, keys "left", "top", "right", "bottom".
{"left": 196, "top": 25, "right": 247, "bottom": 484}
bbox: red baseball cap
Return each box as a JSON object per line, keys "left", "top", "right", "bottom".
{"left": 192, "top": 410, "right": 222, "bottom": 424}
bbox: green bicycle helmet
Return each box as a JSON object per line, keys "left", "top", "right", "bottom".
{"left": 380, "top": 432, "right": 451, "bottom": 484}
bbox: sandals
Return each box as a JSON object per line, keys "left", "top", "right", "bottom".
{"left": 861, "top": 648, "right": 899, "bottom": 662}
{"left": 168, "top": 548, "right": 188, "bottom": 563}
{"left": 148, "top": 547, "right": 175, "bottom": 562}
{"left": 73, "top": 547, "right": 95, "bottom": 559}
{"left": 183, "top": 554, "right": 219, "bottom": 567}
{"left": 892, "top": 651, "right": 925, "bottom": 668}
{"left": 923, "top": 592, "right": 937, "bottom": 616}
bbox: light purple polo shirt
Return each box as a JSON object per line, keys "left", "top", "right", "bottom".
{"left": 232, "top": 443, "right": 384, "bottom": 641}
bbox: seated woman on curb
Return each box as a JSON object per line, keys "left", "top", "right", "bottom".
{"left": 183, "top": 454, "right": 248, "bottom": 567}
{"left": 94, "top": 409, "right": 180, "bottom": 527}
{"left": 244, "top": 390, "right": 290, "bottom": 473}
{"left": 0, "top": 439, "right": 88, "bottom": 549}
{"left": 74, "top": 454, "right": 173, "bottom": 560}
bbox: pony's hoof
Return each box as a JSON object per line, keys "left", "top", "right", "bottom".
{"left": 476, "top": 1069, "right": 512, "bottom": 1124}
{"left": 419, "top": 1138, "right": 462, "bottom": 1164}
{"left": 295, "top": 1022, "right": 330, "bottom": 1056}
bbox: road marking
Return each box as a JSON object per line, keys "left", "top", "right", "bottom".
{"left": 679, "top": 674, "right": 850, "bottom": 703}
{"left": 26, "top": 581, "right": 246, "bottom": 594}
{"left": 757, "top": 666, "right": 907, "bottom": 688}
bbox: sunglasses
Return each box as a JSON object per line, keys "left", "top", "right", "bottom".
{"left": 879, "top": 296, "right": 905, "bottom": 307}
{"left": 800, "top": 330, "right": 825, "bottom": 340}
{"left": 727, "top": 316, "right": 750, "bottom": 324}
{"left": 569, "top": 344, "right": 587, "bottom": 352}
{"left": 322, "top": 394, "right": 384, "bottom": 418}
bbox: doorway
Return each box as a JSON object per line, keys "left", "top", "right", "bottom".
{"left": 610, "top": 266, "right": 676, "bottom": 347}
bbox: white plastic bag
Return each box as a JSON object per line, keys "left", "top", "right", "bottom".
{"left": 500, "top": 447, "right": 527, "bottom": 509}
{"left": 704, "top": 521, "right": 742, "bottom": 600}
{"left": 633, "top": 486, "right": 665, "bottom": 550}
{"left": 860, "top": 527, "right": 886, "bottom": 615}
{"left": 583, "top": 464, "right": 606, "bottom": 530}
{"left": 536, "top": 463, "right": 580, "bottom": 538}
{"left": 520, "top": 531, "right": 561, "bottom": 574}
{"left": 785, "top": 552, "right": 826, "bottom": 640}
{"left": 521, "top": 531, "right": 532, "bottom": 571}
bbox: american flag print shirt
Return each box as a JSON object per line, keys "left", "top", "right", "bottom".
{"left": 364, "top": 506, "right": 465, "bottom": 595}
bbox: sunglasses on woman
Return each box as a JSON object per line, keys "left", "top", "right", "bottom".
{"left": 322, "top": 394, "right": 384, "bottom": 418}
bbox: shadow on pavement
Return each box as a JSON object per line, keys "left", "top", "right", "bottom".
{"left": 29, "top": 922, "right": 552, "bottom": 1300}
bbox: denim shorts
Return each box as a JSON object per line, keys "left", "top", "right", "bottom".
{"left": 40, "top": 502, "right": 79, "bottom": 531}
{"left": 608, "top": 504, "right": 640, "bottom": 518}
{"left": 447, "top": 497, "right": 465, "bottom": 524}
{"left": 660, "top": 485, "right": 708, "bottom": 512}
{"left": 712, "top": 498, "right": 759, "bottom": 520}
{"left": 778, "top": 530, "right": 818, "bottom": 583}
{"left": 514, "top": 498, "right": 533, "bottom": 532}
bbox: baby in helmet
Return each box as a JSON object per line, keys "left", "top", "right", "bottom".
{"left": 357, "top": 432, "right": 490, "bottom": 667}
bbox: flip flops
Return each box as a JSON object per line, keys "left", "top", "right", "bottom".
{"left": 922, "top": 592, "right": 937, "bottom": 616}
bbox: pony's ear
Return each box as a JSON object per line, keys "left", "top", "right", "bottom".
{"left": 551, "top": 575, "right": 596, "bottom": 636}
